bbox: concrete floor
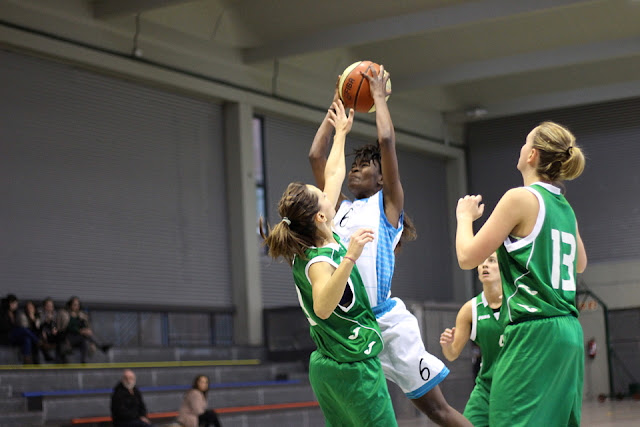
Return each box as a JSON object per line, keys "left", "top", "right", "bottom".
{"left": 395, "top": 399, "right": 640, "bottom": 426}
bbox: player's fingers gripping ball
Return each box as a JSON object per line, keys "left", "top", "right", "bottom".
{"left": 338, "top": 61, "right": 391, "bottom": 113}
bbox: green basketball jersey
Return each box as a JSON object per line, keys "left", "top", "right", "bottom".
{"left": 471, "top": 292, "right": 504, "bottom": 384}
{"left": 292, "top": 233, "right": 383, "bottom": 363}
{"left": 497, "top": 182, "right": 579, "bottom": 325}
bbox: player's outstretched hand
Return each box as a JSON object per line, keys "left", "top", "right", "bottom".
{"left": 345, "top": 228, "right": 375, "bottom": 261}
{"left": 327, "top": 100, "right": 354, "bottom": 135}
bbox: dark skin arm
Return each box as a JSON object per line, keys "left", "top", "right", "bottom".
{"left": 309, "top": 66, "right": 403, "bottom": 223}
{"left": 365, "top": 64, "right": 403, "bottom": 226}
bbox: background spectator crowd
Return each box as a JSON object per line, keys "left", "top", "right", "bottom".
{"left": 0, "top": 293, "right": 111, "bottom": 364}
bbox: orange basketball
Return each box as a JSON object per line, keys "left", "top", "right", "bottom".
{"left": 338, "top": 61, "right": 391, "bottom": 113}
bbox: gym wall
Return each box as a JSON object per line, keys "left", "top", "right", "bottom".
{"left": 0, "top": 49, "right": 232, "bottom": 308}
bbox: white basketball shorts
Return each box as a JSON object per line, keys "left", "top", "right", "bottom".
{"left": 376, "top": 298, "right": 449, "bottom": 399}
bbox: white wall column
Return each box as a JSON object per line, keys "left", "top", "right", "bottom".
{"left": 446, "top": 154, "right": 474, "bottom": 303}
{"left": 224, "top": 102, "right": 263, "bottom": 345}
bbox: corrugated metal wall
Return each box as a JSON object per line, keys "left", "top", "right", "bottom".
{"left": 466, "top": 97, "right": 640, "bottom": 263}
{"left": 394, "top": 148, "right": 453, "bottom": 302}
{"left": 0, "top": 50, "right": 232, "bottom": 307}
{"left": 260, "top": 115, "right": 320, "bottom": 308}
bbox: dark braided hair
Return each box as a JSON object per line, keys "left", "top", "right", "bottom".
{"left": 352, "top": 144, "right": 382, "bottom": 170}
{"left": 350, "top": 143, "right": 417, "bottom": 248}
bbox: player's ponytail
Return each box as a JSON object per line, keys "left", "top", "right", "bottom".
{"left": 532, "top": 121, "right": 585, "bottom": 182}
{"left": 559, "top": 144, "right": 585, "bottom": 181}
{"left": 260, "top": 182, "right": 319, "bottom": 263}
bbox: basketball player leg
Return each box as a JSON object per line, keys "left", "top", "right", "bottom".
{"left": 411, "top": 386, "right": 473, "bottom": 427}
{"left": 377, "top": 299, "right": 472, "bottom": 426}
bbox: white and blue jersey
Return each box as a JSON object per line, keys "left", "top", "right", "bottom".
{"left": 333, "top": 190, "right": 403, "bottom": 313}
{"left": 333, "top": 189, "right": 450, "bottom": 398}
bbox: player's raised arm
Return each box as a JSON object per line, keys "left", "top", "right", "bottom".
{"left": 363, "top": 64, "right": 403, "bottom": 226}
{"left": 309, "top": 77, "right": 349, "bottom": 207}
{"left": 323, "top": 101, "right": 354, "bottom": 208}
{"left": 308, "top": 93, "right": 337, "bottom": 189}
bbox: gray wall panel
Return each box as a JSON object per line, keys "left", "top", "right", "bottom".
{"left": 260, "top": 115, "right": 319, "bottom": 308}
{"left": 466, "top": 97, "right": 640, "bottom": 263}
{"left": 261, "top": 115, "right": 452, "bottom": 306}
{"left": 0, "top": 50, "right": 231, "bottom": 307}
{"left": 394, "top": 149, "right": 453, "bottom": 302}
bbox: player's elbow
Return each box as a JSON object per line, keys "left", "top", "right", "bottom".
{"left": 456, "top": 246, "right": 481, "bottom": 270}
{"left": 457, "top": 255, "right": 477, "bottom": 270}
{"left": 308, "top": 149, "right": 324, "bottom": 164}
{"left": 443, "top": 353, "right": 457, "bottom": 362}
{"left": 313, "top": 304, "right": 332, "bottom": 320}
{"left": 577, "top": 252, "right": 587, "bottom": 273}
{"left": 577, "top": 259, "right": 587, "bottom": 274}
{"left": 315, "top": 311, "right": 331, "bottom": 320}
{"left": 377, "top": 132, "right": 393, "bottom": 147}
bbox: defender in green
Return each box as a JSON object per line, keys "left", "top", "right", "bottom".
{"left": 440, "top": 252, "right": 504, "bottom": 427}
{"left": 455, "top": 122, "right": 587, "bottom": 427}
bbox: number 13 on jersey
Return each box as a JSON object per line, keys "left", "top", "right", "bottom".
{"left": 551, "top": 229, "right": 576, "bottom": 291}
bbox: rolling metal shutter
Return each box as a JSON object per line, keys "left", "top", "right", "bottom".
{"left": 466, "top": 97, "right": 640, "bottom": 263}
{"left": 0, "top": 49, "right": 231, "bottom": 307}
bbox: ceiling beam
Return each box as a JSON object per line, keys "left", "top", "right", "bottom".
{"left": 93, "top": 0, "right": 197, "bottom": 19}
{"left": 243, "top": 0, "right": 596, "bottom": 63}
{"left": 444, "top": 79, "right": 640, "bottom": 122}
{"left": 393, "top": 36, "right": 640, "bottom": 91}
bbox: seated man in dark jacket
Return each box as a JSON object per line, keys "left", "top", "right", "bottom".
{"left": 111, "top": 369, "right": 152, "bottom": 427}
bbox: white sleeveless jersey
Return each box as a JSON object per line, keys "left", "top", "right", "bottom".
{"left": 333, "top": 191, "right": 403, "bottom": 309}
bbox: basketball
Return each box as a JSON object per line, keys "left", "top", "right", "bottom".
{"left": 338, "top": 61, "right": 391, "bottom": 113}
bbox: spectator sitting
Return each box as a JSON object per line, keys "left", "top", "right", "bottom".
{"left": 39, "top": 297, "right": 64, "bottom": 362}
{"left": 0, "top": 294, "right": 41, "bottom": 364}
{"left": 111, "top": 369, "right": 152, "bottom": 427}
{"left": 57, "top": 296, "right": 111, "bottom": 363}
{"left": 17, "top": 300, "right": 43, "bottom": 363}
{"left": 177, "top": 375, "right": 221, "bottom": 427}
